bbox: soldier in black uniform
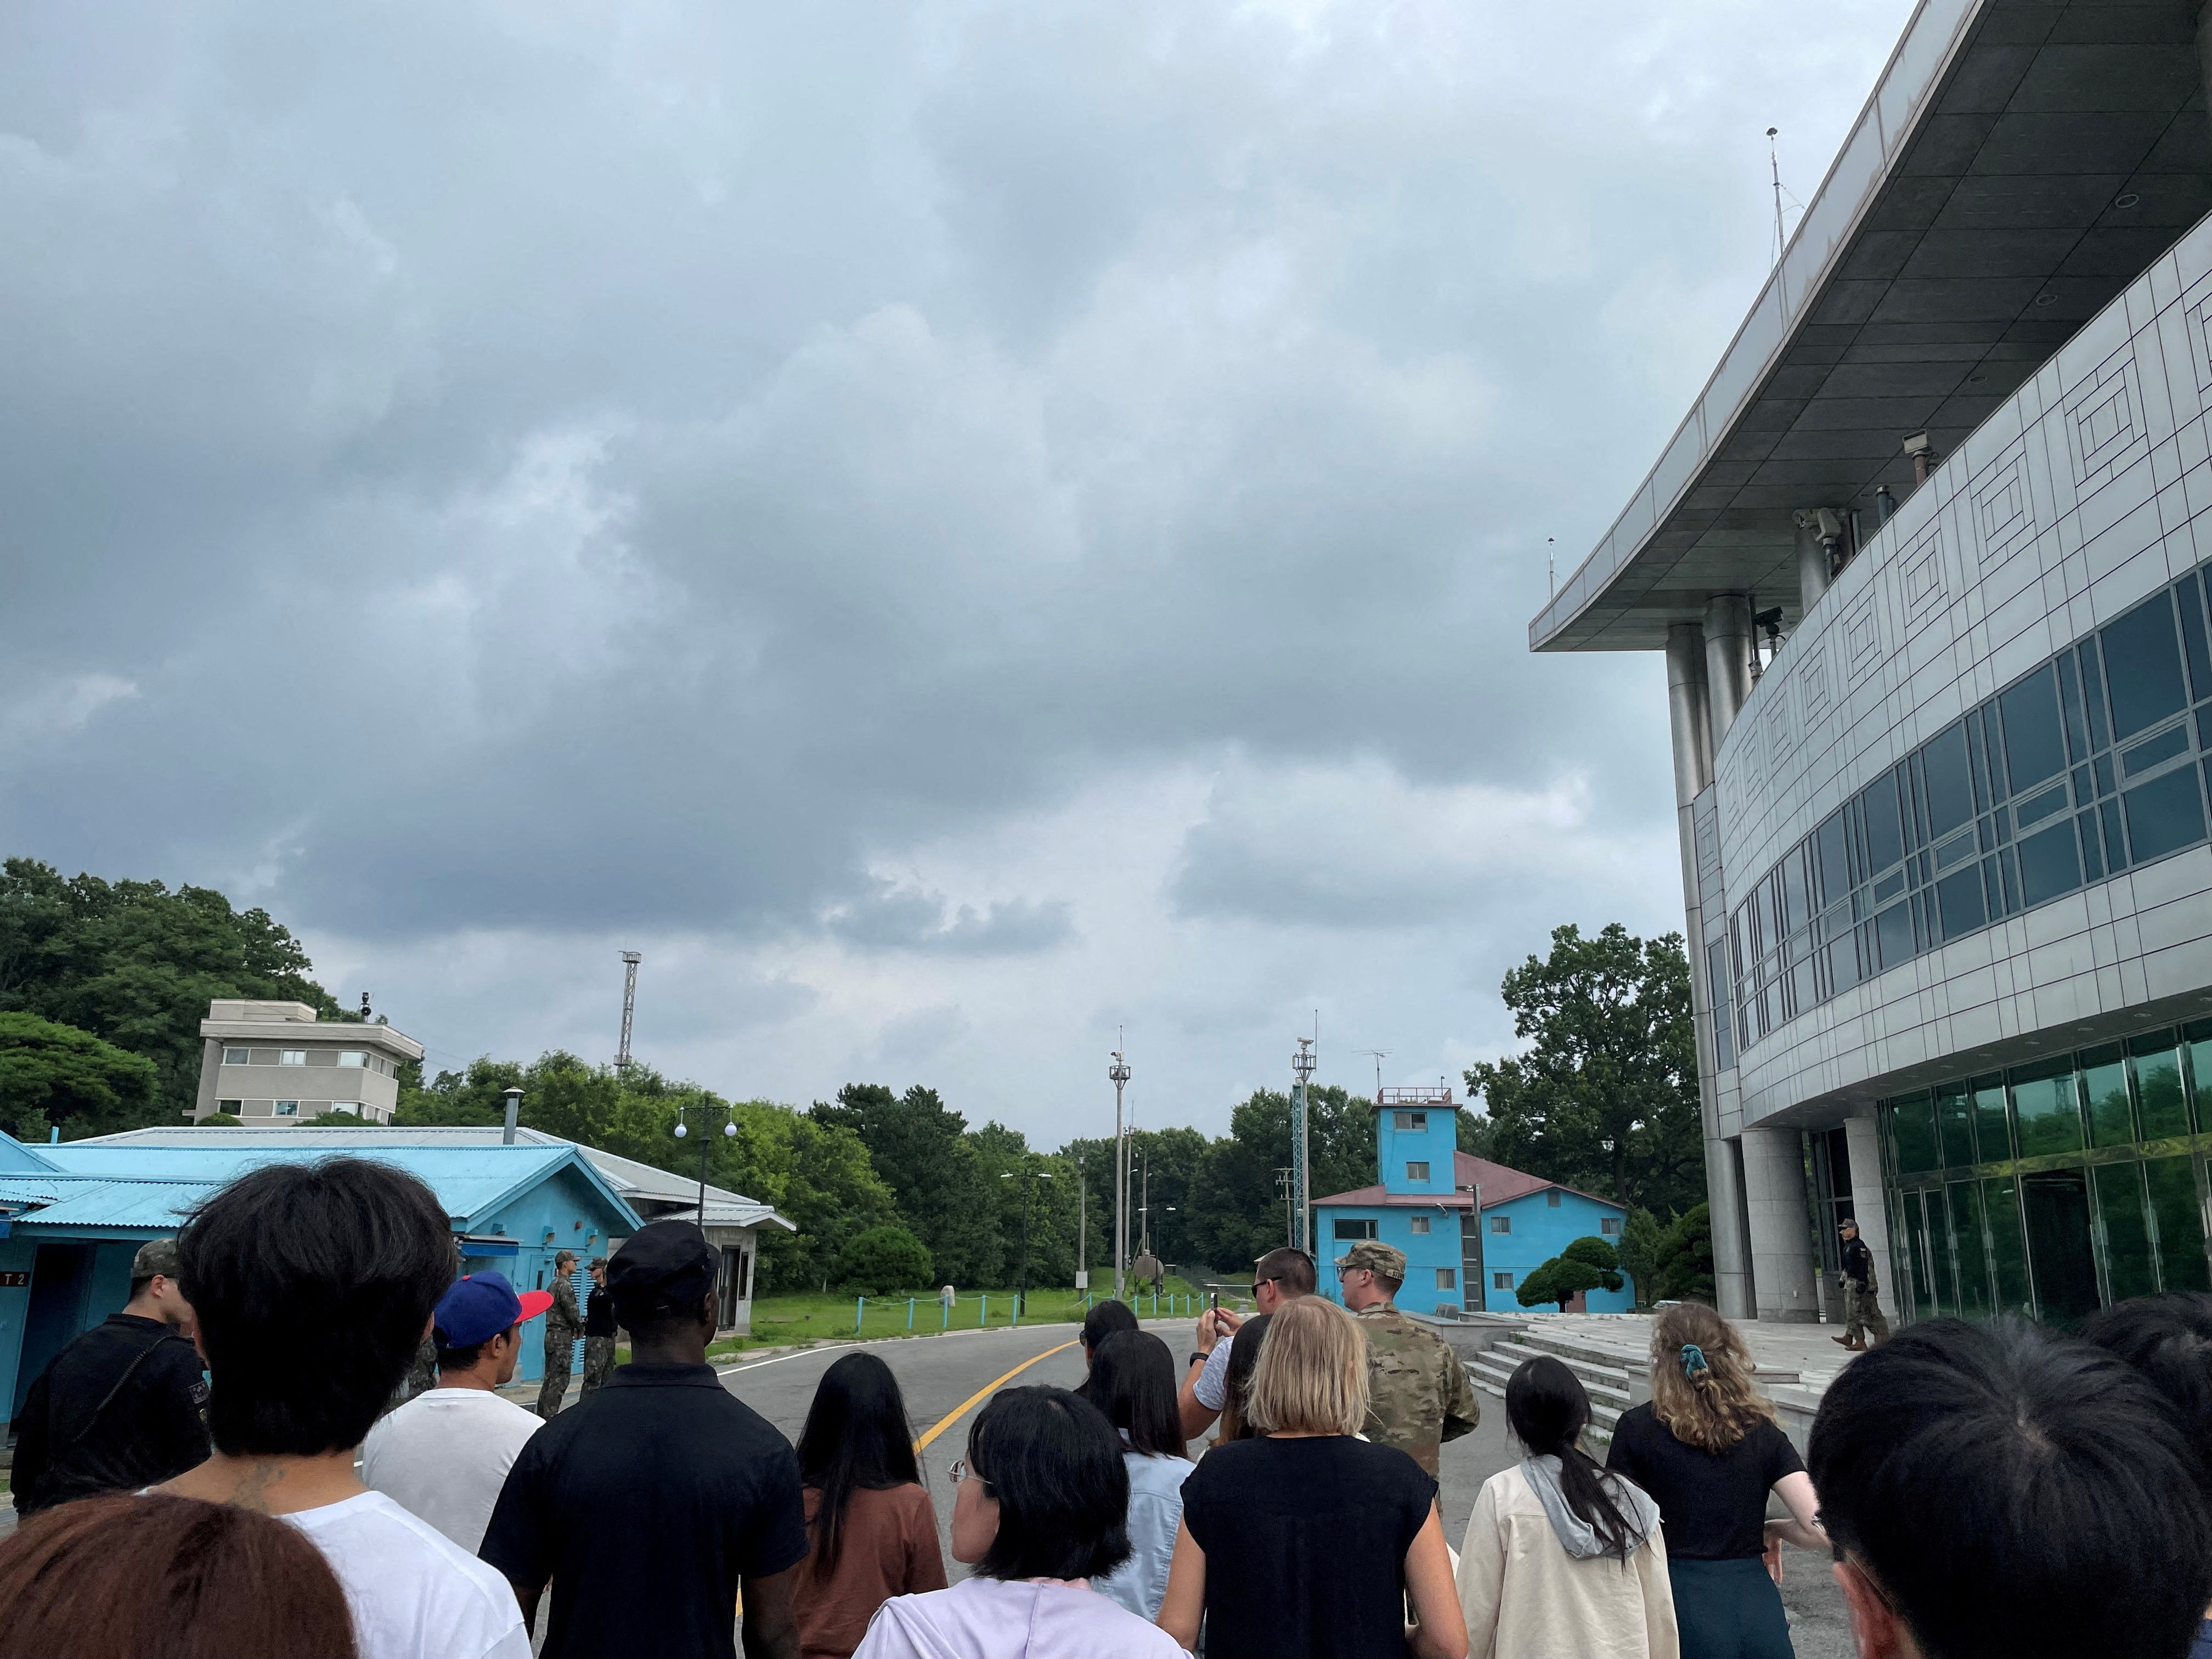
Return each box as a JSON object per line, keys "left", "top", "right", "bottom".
{"left": 12, "top": 1238, "right": 211, "bottom": 1514}
{"left": 580, "top": 1257, "right": 617, "bottom": 1399}
{"left": 1835, "top": 1218, "right": 1890, "bottom": 1351}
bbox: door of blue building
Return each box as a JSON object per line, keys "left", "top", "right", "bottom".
{"left": 13, "top": 1243, "right": 93, "bottom": 1419}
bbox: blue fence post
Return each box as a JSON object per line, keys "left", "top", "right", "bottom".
{"left": 1012, "top": 1294, "right": 1020, "bottom": 1329}
{"left": 979, "top": 1295, "right": 988, "bottom": 1327}
{"left": 941, "top": 1296, "right": 950, "bottom": 1330}
{"left": 907, "top": 1297, "right": 916, "bottom": 1330}
{"left": 855, "top": 1295, "right": 865, "bottom": 1333}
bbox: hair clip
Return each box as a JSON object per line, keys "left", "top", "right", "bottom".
{"left": 1681, "top": 1342, "right": 1710, "bottom": 1378}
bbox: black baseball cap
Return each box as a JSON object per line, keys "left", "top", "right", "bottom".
{"left": 606, "top": 1221, "right": 719, "bottom": 1318}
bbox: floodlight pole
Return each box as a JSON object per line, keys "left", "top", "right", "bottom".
{"left": 1109, "top": 1048, "right": 1131, "bottom": 1301}
{"left": 1292, "top": 1036, "right": 1316, "bottom": 1257}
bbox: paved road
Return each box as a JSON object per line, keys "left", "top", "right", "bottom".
{"left": 712, "top": 1318, "right": 1853, "bottom": 1656}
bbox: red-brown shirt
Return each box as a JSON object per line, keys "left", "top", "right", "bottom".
{"left": 794, "top": 1482, "right": 948, "bottom": 1659}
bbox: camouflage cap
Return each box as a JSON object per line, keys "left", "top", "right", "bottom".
{"left": 132, "top": 1237, "right": 182, "bottom": 1280}
{"left": 1340, "top": 1239, "right": 1407, "bottom": 1280}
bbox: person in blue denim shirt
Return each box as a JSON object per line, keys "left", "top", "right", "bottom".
{"left": 1077, "top": 1330, "right": 1193, "bottom": 1621}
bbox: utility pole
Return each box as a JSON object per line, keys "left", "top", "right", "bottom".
{"left": 1291, "top": 1034, "right": 1316, "bottom": 1257}
{"left": 1109, "top": 1043, "right": 1131, "bottom": 1301}
{"left": 616, "top": 952, "right": 642, "bottom": 1070}
{"left": 1273, "top": 1167, "right": 1295, "bottom": 1248}
{"left": 1076, "top": 1153, "right": 1087, "bottom": 1290}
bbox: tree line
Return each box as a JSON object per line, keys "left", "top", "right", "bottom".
{"left": 0, "top": 856, "right": 1719, "bottom": 1302}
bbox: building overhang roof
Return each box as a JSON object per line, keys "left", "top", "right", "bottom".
{"left": 198, "top": 1020, "right": 424, "bottom": 1061}
{"left": 1530, "top": 0, "right": 2212, "bottom": 653}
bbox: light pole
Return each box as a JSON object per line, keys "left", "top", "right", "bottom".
{"left": 1291, "top": 1036, "right": 1316, "bottom": 1257}
{"left": 1109, "top": 1047, "right": 1131, "bottom": 1301}
{"left": 673, "top": 1100, "right": 738, "bottom": 1228}
{"left": 999, "top": 1166, "right": 1053, "bottom": 1316}
{"left": 1075, "top": 1153, "right": 1087, "bottom": 1291}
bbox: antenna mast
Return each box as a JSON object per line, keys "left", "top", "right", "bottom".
{"left": 1356, "top": 1049, "right": 1390, "bottom": 1102}
{"left": 1767, "top": 127, "right": 1793, "bottom": 265}
{"left": 616, "top": 952, "right": 642, "bottom": 1070}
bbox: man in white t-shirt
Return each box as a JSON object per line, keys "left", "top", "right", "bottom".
{"left": 363, "top": 1269, "right": 551, "bottom": 1554}
{"left": 1177, "top": 1246, "right": 1314, "bottom": 1440}
{"left": 157, "top": 1158, "right": 530, "bottom": 1659}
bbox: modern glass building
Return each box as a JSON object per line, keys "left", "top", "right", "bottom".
{"left": 1532, "top": 0, "right": 2212, "bottom": 1325}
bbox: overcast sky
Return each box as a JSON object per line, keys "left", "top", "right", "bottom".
{"left": 1, "top": 1, "right": 1914, "bottom": 1143}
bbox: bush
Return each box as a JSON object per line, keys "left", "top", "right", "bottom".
{"left": 836, "top": 1224, "right": 933, "bottom": 1293}
{"left": 1618, "top": 1207, "right": 1663, "bottom": 1309}
{"left": 1654, "top": 1202, "right": 1715, "bottom": 1304}
{"left": 202, "top": 1113, "right": 243, "bottom": 1127}
{"left": 1516, "top": 1237, "right": 1624, "bottom": 1311}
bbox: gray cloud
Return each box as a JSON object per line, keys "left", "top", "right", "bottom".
{"left": 0, "top": 0, "right": 1914, "bottom": 1132}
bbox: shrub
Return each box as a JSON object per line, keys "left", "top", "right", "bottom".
{"left": 1618, "top": 1207, "right": 1663, "bottom": 1309}
{"left": 1516, "top": 1237, "right": 1624, "bottom": 1311}
{"left": 836, "top": 1224, "right": 933, "bottom": 1293}
{"left": 1654, "top": 1202, "right": 1715, "bottom": 1304}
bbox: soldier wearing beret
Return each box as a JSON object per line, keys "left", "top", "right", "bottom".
{"left": 11, "top": 1237, "right": 211, "bottom": 1514}
{"left": 1335, "top": 1239, "right": 1480, "bottom": 1479}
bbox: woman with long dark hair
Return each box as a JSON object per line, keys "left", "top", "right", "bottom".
{"left": 1458, "top": 1356, "right": 1676, "bottom": 1658}
{"left": 1605, "top": 1305, "right": 1824, "bottom": 1659}
{"left": 1080, "top": 1331, "right": 1194, "bottom": 1620}
{"left": 793, "top": 1352, "right": 947, "bottom": 1659}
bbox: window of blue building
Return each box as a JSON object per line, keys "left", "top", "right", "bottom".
{"left": 1490, "top": 1215, "right": 1510, "bottom": 1234}
{"left": 1406, "top": 1161, "right": 1429, "bottom": 1181}
{"left": 1333, "top": 1218, "right": 1376, "bottom": 1240}
{"left": 1409, "top": 1216, "right": 1430, "bottom": 1234}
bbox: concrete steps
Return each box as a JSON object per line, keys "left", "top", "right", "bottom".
{"left": 1462, "top": 1323, "right": 1654, "bottom": 1447}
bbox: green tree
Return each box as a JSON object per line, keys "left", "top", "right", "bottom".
{"left": 0, "top": 858, "right": 346, "bottom": 1130}
{"left": 1058, "top": 1125, "right": 1209, "bottom": 1278}
{"left": 0, "top": 1011, "right": 160, "bottom": 1141}
{"left": 1655, "top": 1203, "right": 1716, "bottom": 1304}
{"left": 1619, "top": 1206, "right": 1664, "bottom": 1310}
{"left": 1463, "top": 923, "right": 1703, "bottom": 1217}
{"left": 1181, "top": 1086, "right": 1377, "bottom": 1269}
{"left": 1516, "top": 1237, "right": 1623, "bottom": 1311}
{"left": 812, "top": 1085, "right": 1002, "bottom": 1284}
{"left": 836, "top": 1225, "right": 934, "bottom": 1293}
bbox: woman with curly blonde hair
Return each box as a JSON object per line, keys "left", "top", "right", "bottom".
{"left": 1603, "top": 1305, "right": 1824, "bottom": 1659}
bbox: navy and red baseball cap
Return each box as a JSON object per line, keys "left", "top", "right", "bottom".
{"left": 433, "top": 1271, "right": 555, "bottom": 1348}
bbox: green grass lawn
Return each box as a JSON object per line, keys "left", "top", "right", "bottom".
{"left": 701, "top": 1278, "right": 1214, "bottom": 1361}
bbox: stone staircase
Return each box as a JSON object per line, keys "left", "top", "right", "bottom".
{"left": 1464, "top": 1324, "right": 1650, "bottom": 1446}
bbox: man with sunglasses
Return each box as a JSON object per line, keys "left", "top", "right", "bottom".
{"left": 1177, "top": 1248, "right": 1315, "bottom": 1440}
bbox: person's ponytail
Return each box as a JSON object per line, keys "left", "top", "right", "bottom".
{"left": 1504, "top": 1355, "right": 1644, "bottom": 1563}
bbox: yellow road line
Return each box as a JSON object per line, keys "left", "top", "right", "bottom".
{"left": 913, "top": 1340, "right": 1078, "bottom": 1453}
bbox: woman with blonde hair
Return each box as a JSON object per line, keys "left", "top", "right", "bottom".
{"left": 1156, "top": 1297, "right": 1466, "bottom": 1659}
{"left": 1604, "top": 1305, "right": 1824, "bottom": 1659}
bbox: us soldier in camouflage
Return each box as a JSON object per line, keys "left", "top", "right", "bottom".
{"left": 537, "top": 1249, "right": 584, "bottom": 1418}
{"left": 1336, "top": 1239, "right": 1480, "bottom": 1477}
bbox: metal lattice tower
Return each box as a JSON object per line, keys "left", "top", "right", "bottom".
{"left": 1291, "top": 1035, "right": 1317, "bottom": 1257}
{"left": 616, "top": 952, "right": 642, "bottom": 1070}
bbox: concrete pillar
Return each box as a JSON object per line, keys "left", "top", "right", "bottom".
{"left": 1665, "top": 624, "right": 1713, "bottom": 805}
{"left": 1740, "top": 1125, "right": 1820, "bottom": 1322}
{"left": 1793, "top": 510, "right": 1831, "bottom": 617}
{"left": 1843, "top": 1113, "right": 1899, "bottom": 1324}
{"left": 1702, "top": 594, "right": 1754, "bottom": 747}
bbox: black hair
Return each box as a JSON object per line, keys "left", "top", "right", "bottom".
{"left": 178, "top": 1158, "right": 456, "bottom": 1456}
{"left": 1080, "top": 1331, "right": 1187, "bottom": 1460}
{"left": 1216, "top": 1312, "right": 1271, "bottom": 1441}
{"left": 127, "top": 1276, "right": 156, "bottom": 1302}
{"left": 1505, "top": 1356, "right": 1642, "bottom": 1562}
{"left": 2079, "top": 1291, "right": 2212, "bottom": 1450}
{"left": 1809, "top": 1317, "right": 2212, "bottom": 1659}
{"left": 795, "top": 1352, "right": 922, "bottom": 1578}
{"left": 966, "top": 1386, "right": 1130, "bottom": 1582}
{"left": 617, "top": 1294, "right": 715, "bottom": 1347}
{"left": 1080, "top": 1297, "right": 1138, "bottom": 1355}
{"left": 1254, "top": 1248, "right": 1316, "bottom": 1297}
{"left": 435, "top": 1339, "right": 487, "bottom": 1372}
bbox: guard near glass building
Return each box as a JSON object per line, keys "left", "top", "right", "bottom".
{"left": 537, "top": 1249, "right": 584, "bottom": 1418}
{"left": 580, "top": 1256, "right": 617, "bottom": 1398}
{"left": 1335, "top": 1239, "right": 1480, "bottom": 1477}
{"left": 10, "top": 1238, "right": 212, "bottom": 1514}
{"left": 1835, "top": 1219, "right": 1889, "bottom": 1351}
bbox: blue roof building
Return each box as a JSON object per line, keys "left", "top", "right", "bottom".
{"left": 0, "top": 1130, "right": 649, "bottom": 1432}
{"left": 1311, "top": 1090, "right": 1633, "bottom": 1316}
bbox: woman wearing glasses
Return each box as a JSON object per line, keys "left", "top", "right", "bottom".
{"left": 853, "top": 1386, "right": 1185, "bottom": 1658}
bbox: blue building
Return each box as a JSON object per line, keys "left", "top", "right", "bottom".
{"left": 0, "top": 1130, "right": 646, "bottom": 1434}
{"left": 1312, "top": 1091, "right": 1633, "bottom": 1315}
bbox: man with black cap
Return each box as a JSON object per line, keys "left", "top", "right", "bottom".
{"left": 363, "top": 1270, "right": 552, "bottom": 1554}
{"left": 1835, "top": 1217, "right": 1889, "bottom": 1351}
{"left": 10, "top": 1236, "right": 211, "bottom": 1514}
{"left": 481, "top": 1220, "right": 808, "bottom": 1659}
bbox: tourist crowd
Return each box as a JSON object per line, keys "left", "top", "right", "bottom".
{"left": 5, "top": 1155, "right": 2212, "bottom": 1659}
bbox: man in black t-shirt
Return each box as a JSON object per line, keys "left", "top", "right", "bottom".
{"left": 481, "top": 1222, "right": 806, "bottom": 1659}
{"left": 12, "top": 1238, "right": 210, "bottom": 1514}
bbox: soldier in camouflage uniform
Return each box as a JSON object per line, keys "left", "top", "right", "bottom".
{"left": 1336, "top": 1239, "right": 1480, "bottom": 1477}
{"left": 1835, "top": 1218, "right": 1890, "bottom": 1351}
{"left": 537, "top": 1250, "right": 584, "bottom": 1418}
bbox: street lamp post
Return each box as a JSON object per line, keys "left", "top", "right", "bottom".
{"left": 1109, "top": 1048, "right": 1131, "bottom": 1301}
{"left": 1075, "top": 1153, "right": 1087, "bottom": 1291}
{"left": 1291, "top": 1037, "right": 1316, "bottom": 1257}
{"left": 673, "top": 1101, "right": 738, "bottom": 1228}
{"left": 999, "top": 1166, "right": 1053, "bottom": 1316}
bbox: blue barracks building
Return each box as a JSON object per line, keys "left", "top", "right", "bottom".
{"left": 0, "top": 1127, "right": 646, "bottom": 1435}
{"left": 1312, "top": 1090, "right": 1634, "bottom": 1316}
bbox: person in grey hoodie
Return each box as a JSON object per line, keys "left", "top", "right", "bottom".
{"left": 1456, "top": 1357, "right": 1678, "bottom": 1659}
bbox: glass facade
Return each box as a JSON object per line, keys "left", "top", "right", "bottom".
{"left": 1880, "top": 1020, "right": 2212, "bottom": 1328}
{"left": 1729, "top": 563, "right": 2212, "bottom": 1056}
